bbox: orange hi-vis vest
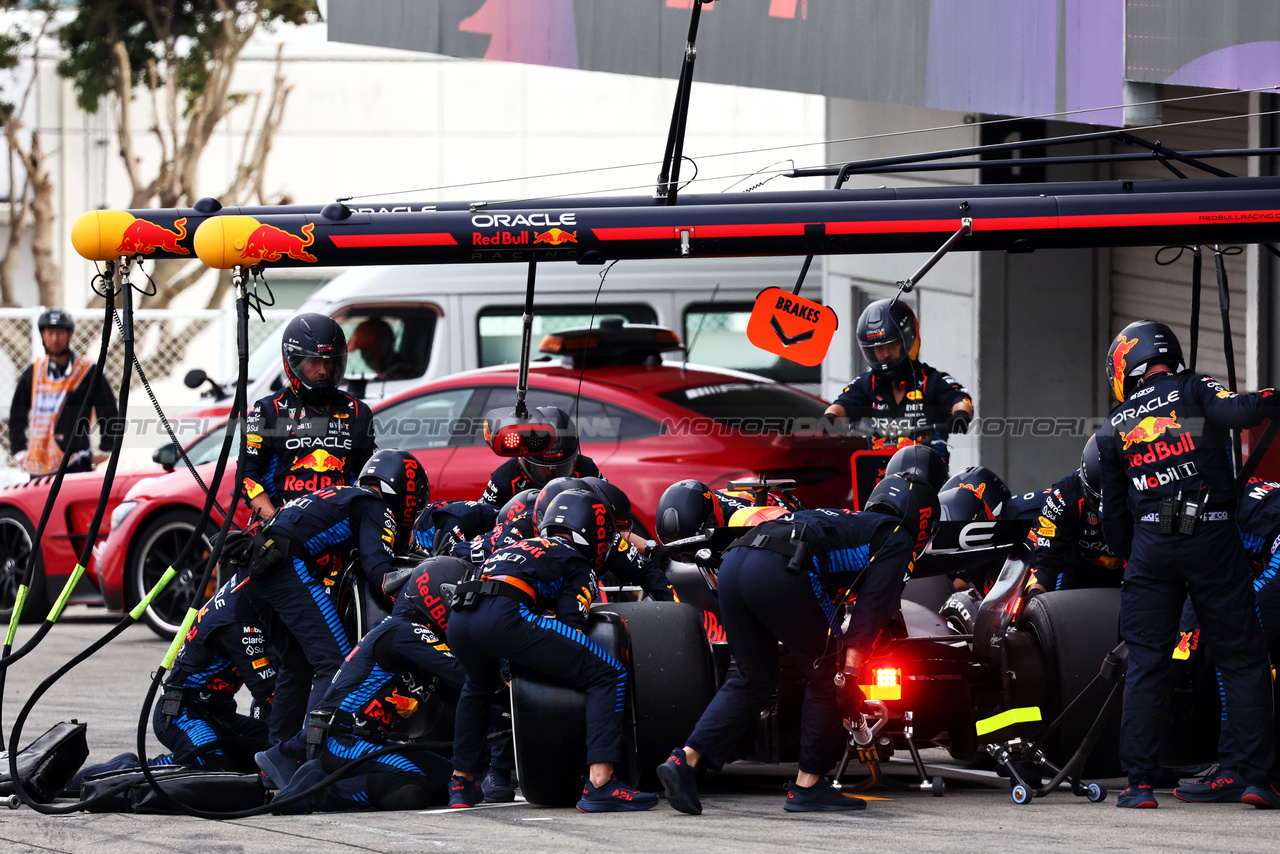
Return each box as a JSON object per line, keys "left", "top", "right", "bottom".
{"left": 25, "top": 354, "right": 94, "bottom": 475}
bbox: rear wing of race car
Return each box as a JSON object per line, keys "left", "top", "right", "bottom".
{"left": 914, "top": 520, "right": 1035, "bottom": 579}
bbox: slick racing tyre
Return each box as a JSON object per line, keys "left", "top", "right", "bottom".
{"left": 333, "top": 564, "right": 368, "bottom": 647}
{"left": 1019, "top": 589, "right": 1122, "bottom": 778}
{"left": 129, "top": 510, "right": 217, "bottom": 639}
{"left": 0, "top": 507, "right": 44, "bottom": 624}
{"left": 510, "top": 611, "right": 634, "bottom": 807}
{"left": 595, "top": 601, "right": 717, "bottom": 790}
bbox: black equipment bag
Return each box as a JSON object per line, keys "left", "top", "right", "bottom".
{"left": 79, "top": 766, "right": 266, "bottom": 813}
{"left": 0, "top": 720, "right": 89, "bottom": 802}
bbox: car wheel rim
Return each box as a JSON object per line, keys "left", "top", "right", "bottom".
{"left": 0, "top": 518, "right": 33, "bottom": 611}
{"left": 136, "top": 520, "right": 211, "bottom": 633}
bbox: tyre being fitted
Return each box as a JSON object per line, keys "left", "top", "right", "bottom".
{"left": 595, "top": 601, "right": 717, "bottom": 791}
{"left": 1018, "top": 588, "right": 1122, "bottom": 778}
{"left": 509, "top": 611, "right": 635, "bottom": 807}
{"left": 0, "top": 507, "right": 44, "bottom": 624}
{"left": 129, "top": 509, "right": 217, "bottom": 639}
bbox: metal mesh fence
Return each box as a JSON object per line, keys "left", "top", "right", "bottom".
{"left": 0, "top": 308, "right": 291, "bottom": 469}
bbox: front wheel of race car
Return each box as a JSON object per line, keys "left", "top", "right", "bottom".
{"left": 0, "top": 507, "right": 45, "bottom": 624}
{"left": 129, "top": 509, "right": 218, "bottom": 639}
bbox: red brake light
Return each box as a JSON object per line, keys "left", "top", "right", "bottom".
{"left": 858, "top": 666, "right": 902, "bottom": 701}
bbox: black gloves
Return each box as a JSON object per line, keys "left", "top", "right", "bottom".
{"left": 950, "top": 409, "right": 972, "bottom": 435}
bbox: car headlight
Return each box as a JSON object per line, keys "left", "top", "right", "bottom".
{"left": 110, "top": 501, "right": 138, "bottom": 530}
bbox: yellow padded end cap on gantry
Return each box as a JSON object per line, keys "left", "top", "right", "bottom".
{"left": 71, "top": 210, "right": 138, "bottom": 262}
{"left": 975, "top": 706, "right": 1043, "bottom": 738}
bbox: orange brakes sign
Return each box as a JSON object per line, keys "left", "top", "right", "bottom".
{"left": 746, "top": 287, "right": 837, "bottom": 367}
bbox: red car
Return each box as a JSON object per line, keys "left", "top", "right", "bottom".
{"left": 94, "top": 325, "right": 855, "bottom": 637}
{"left": 0, "top": 412, "right": 226, "bottom": 626}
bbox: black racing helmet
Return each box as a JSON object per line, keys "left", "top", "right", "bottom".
{"left": 883, "top": 444, "right": 949, "bottom": 492}
{"left": 856, "top": 298, "right": 919, "bottom": 382}
{"left": 1106, "top": 320, "right": 1184, "bottom": 403}
{"left": 359, "top": 449, "right": 428, "bottom": 553}
{"left": 533, "top": 477, "right": 590, "bottom": 525}
{"left": 282, "top": 313, "right": 348, "bottom": 406}
{"left": 538, "top": 487, "right": 615, "bottom": 569}
{"left": 396, "top": 556, "right": 472, "bottom": 636}
{"left": 1080, "top": 433, "right": 1102, "bottom": 505}
{"left": 655, "top": 479, "right": 720, "bottom": 544}
{"left": 941, "top": 466, "right": 1012, "bottom": 519}
{"left": 864, "top": 473, "right": 941, "bottom": 560}
{"left": 37, "top": 308, "right": 75, "bottom": 333}
{"left": 499, "top": 487, "right": 541, "bottom": 524}
{"left": 581, "top": 476, "right": 632, "bottom": 534}
{"left": 518, "top": 406, "right": 580, "bottom": 486}
{"left": 938, "top": 486, "right": 995, "bottom": 522}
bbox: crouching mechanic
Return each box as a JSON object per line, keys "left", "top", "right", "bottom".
{"left": 267, "top": 558, "right": 472, "bottom": 812}
{"left": 447, "top": 488, "right": 659, "bottom": 811}
{"left": 69, "top": 571, "right": 279, "bottom": 790}
{"left": 248, "top": 449, "right": 426, "bottom": 755}
{"left": 657, "top": 474, "right": 939, "bottom": 814}
{"left": 1025, "top": 435, "right": 1123, "bottom": 595}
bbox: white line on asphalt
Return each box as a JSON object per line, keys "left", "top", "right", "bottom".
{"left": 419, "top": 797, "right": 531, "bottom": 814}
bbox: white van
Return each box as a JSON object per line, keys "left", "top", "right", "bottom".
{"left": 232, "top": 255, "right": 825, "bottom": 404}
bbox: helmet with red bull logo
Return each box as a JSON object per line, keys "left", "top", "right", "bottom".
{"left": 884, "top": 444, "right": 949, "bottom": 492}
{"left": 581, "top": 476, "right": 632, "bottom": 535}
{"left": 655, "top": 479, "right": 721, "bottom": 544}
{"left": 1106, "top": 320, "right": 1184, "bottom": 403}
{"left": 941, "top": 466, "right": 1011, "bottom": 519}
{"left": 282, "top": 313, "right": 348, "bottom": 406}
{"left": 499, "top": 488, "right": 541, "bottom": 524}
{"left": 538, "top": 487, "right": 616, "bottom": 570}
{"left": 397, "top": 555, "right": 472, "bottom": 637}
{"left": 864, "top": 473, "right": 940, "bottom": 560}
{"left": 517, "top": 406, "right": 580, "bottom": 486}
{"left": 533, "top": 477, "right": 590, "bottom": 526}
{"left": 359, "top": 449, "right": 428, "bottom": 553}
{"left": 856, "top": 299, "right": 919, "bottom": 382}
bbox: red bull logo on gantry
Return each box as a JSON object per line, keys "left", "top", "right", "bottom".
{"left": 116, "top": 217, "right": 190, "bottom": 256}
{"left": 534, "top": 228, "right": 577, "bottom": 245}
{"left": 242, "top": 222, "right": 318, "bottom": 263}
{"left": 1119, "top": 412, "right": 1181, "bottom": 450}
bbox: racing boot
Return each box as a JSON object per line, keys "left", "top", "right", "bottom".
{"left": 448, "top": 774, "right": 484, "bottom": 809}
{"left": 1116, "top": 779, "right": 1158, "bottom": 808}
{"left": 1242, "top": 783, "right": 1280, "bottom": 809}
{"left": 270, "top": 760, "right": 329, "bottom": 814}
{"left": 656, "top": 748, "right": 702, "bottom": 815}
{"left": 256, "top": 743, "right": 303, "bottom": 791}
{"left": 783, "top": 778, "right": 867, "bottom": 812}
{"left": 1173, "top": 768, "right": 1247, "bottom": 803}
{"left": 481, "top": 766, "right": 516, "bottom": 803}
{"left": 576, "top": 775, "right": 659, "bottom": 812}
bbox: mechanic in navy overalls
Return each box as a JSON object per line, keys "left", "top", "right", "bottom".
{"left": 656, "top": 475, "right": 938, "bottom": 815}
{"left": 67, "top": 572, "right": 281, "bottom": 791}
{"left": 824, "top": 299, "right": 972, "bottom": 460}
{"left": 247, "top": 450, "right": 425, "bottom": 750}
{"left": 243, "top": 314, "right": 376, "bottom": 521}
{"left": 445, "top": 488, "right": 659, "bottom": 812}
{"left": 1172, "top": 476, "right": 1280, "bottom": 803}
{"left": 1025, "top": 435, "right": 1123, "bottom": 595}
{"left": 478, "top": 406, "right": 604, "bottom": 508}
{"left": 1096, "top": 319, "right": 1279, "bottom": 808}
{"left": 268, "top": 558, "right": 472, "bottom": 812}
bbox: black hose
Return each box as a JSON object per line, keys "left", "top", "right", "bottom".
{"left": 0, "top": 275, "right": 119, "bottom": 731}
{"left": 6, "top": 267, "right": 247, "bottom": 813}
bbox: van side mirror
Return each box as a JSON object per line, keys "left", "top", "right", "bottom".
{"left": 152, "top": 443, "right": 179, "bottom": 472}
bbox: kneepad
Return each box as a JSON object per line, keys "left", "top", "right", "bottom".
{"left": 367, "top": 775, "right": 437, "bottom": 811}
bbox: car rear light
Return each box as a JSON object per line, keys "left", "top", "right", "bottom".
{"left": 859, "top": 666, "right": 902, "bottom": 701}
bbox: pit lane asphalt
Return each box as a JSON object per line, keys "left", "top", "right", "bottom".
{"left": 0, "top": 610, "right": 1269, "bottom": 854}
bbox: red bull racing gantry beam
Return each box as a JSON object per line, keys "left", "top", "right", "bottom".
{"left": 71, "top": 177, "right": 1280, "bottom": 269}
